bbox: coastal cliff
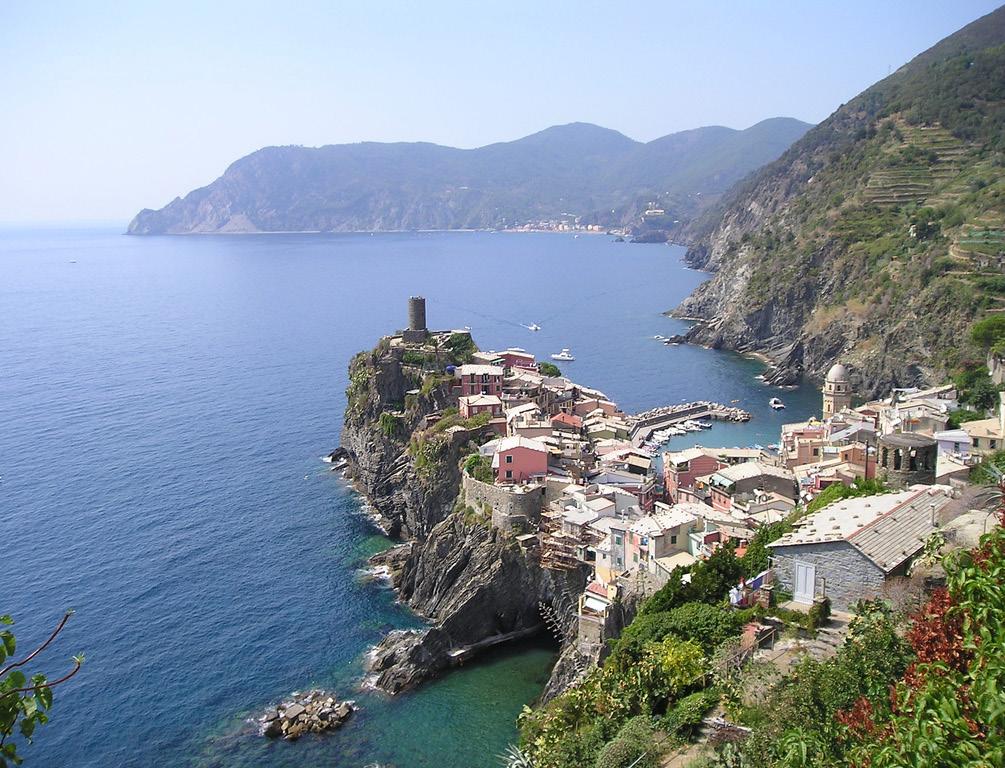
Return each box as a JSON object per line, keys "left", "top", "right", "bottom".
{"left": 340, "top": 339, "right": 464, "bottom": 538}
{"left": 341, "top": 332, "right": 590, "bottom": 695}
{"left": 673, "top": 6, "right": 1005, "bottom": 397}
{"left": 366, "top": 514, "right": 587, "bottom": 694}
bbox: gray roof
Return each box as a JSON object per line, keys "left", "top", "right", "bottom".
{"left": 769, "top": 487, "right": 951, "bottom": 573}
{"left": 847, "top": 492, "right": 946, "bottom": 573}
{"left": 826, "top": 363, "right": 850, "bottom": 382}
{"left": 879, "top": 432, "right": 936, "bottom": 449}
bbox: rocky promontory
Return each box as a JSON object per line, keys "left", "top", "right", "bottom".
{"left": 364, "top": 513, "right": 587, "bottom": 694}
{"left": 340, "top": 332, "right": 590, "bottom": 695}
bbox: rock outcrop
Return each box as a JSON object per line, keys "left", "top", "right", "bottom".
{"left": 365, "top": 513, "right": 588, "bottom": 694}
{"left": 258, "top": 690, "right": 355, "bottom": 740}
{"left": 340, "top": 342, "right": 466, "bottom": 538}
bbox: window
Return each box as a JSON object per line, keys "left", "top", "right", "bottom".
{"left": 505, "top": 455, "right": 513, "bottom": 463}
{"left": 505, "top": 470, "right": 512, "bottom": 479}
{"left": 993, "top": 440, "right": 998, "bottom": 450}
{"left": 614, "top": 535, "right": 622, "bottom": 545}
{"left": 974, "top": 438, "right": 980, "bottom": 448}
{"left": 812, "top": 448, "right": 819, "bottom": 456}
{"left": 633, "top": 553, "right": 638, "bottom": 563}
{"left": 670, "top": 535, "right": 677, "bottom": 545}
{"left": 616, "top": 557, "right": 623, "bottom": 567}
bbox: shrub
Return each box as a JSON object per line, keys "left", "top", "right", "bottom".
{"left": 593, "top": 716, "right": 657, "bottom": 768}
{"left": 662, "top": 689, "right": 719, "bottom": 739}
{"left": 539, "top": 362, "right": 562, "bottom": 377}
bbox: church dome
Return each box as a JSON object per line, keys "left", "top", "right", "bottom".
{"left": 826, "top": 363, "right": 849, "bottom": 383}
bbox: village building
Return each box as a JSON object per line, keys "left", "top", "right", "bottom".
{"left": 768, "top": 485, "right": 953, "bottom": 610}
{"left": 458, "top": 393, "right": 502, "bottom": 419}
{"left": 961, "top": 393, "right": 1005, "bottom": 458}
{"left": 456, "top": 364, "right": 504, "bottom": 397}
{"left": 492, "top": 435, "right": 549, "bottom": 483}
{"left": 876, "top": 432, "right": 937, "bottom": 488}
{"left": 821, "top": 363, "right": 853, "bottom": 419}
{"left": 708, "top": 461, "right": 798, "bottom": 513}
{"left": 663, "top": 447, "right": 724, "bottom": 502}
{"left": 624, "top": 503, "right": 701, "bottom": 575}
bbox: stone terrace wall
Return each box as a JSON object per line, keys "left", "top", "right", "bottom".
{"left": 461, "top": 475, "right": 545, "bottom": 534}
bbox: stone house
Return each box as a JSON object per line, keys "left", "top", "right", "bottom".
{"left": 768, "top": 486, "right": 952, "bottom": 610}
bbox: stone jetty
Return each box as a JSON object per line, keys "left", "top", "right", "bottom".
{"left": 258, "top": 690, "right": 355, "bottom": 740}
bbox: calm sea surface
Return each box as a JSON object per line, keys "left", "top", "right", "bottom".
{"left": 1, "top": 228, "right": 817, "bottom": 767}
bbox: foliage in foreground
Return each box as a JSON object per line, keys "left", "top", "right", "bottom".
{"left": 707, "top": 504, "right": 1005, "bottom": 767}
{"left": 1, "top": 612, "right": 82, "bottom": 767}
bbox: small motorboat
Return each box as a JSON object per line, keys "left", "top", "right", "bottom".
{"left": 551, "top": 348, "right": 575, "bottom": 361}
{"left": 769, "top": 397, "right": 786, "bottom": 410}
{"left": 525, "top": 323, "right": 542, "bottom": 332}
{"left": 653, "top": 335, "right": 665, "bottom": 341}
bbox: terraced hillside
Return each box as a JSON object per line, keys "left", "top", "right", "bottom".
{"left": 676, "top": 6, "right": 1005, "bottom": 396}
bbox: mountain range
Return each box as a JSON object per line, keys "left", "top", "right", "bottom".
{"left": 126, "top": 118, "right": 811, "bottom": 235}
{"left": 675, "top": 4, "right": 1005, "bottom": 396}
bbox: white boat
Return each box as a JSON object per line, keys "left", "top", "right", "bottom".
{"left": 769, "top": 397, "right": 786, "bottom": 410}
{"left": 653, "top": 335, "right": 665, "bottom": 340}
{"left": 551, "top": 348, "right": 575, "bottom": 361}
{"left": 524, "top": 323, "right": 542, "bottom": 332}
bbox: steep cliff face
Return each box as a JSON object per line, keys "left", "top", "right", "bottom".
{"left": 366, "top": 514, "right": 589, "bottom": 694}
{"left": 340, "top": 342, "right": 462, "bottom": 538}
{"left": 675, "top": 7, "right": 1005, "bottom": 397}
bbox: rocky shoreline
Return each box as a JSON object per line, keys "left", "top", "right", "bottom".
{"left": 258, "top": 690, "right": 355, "bottom": 740}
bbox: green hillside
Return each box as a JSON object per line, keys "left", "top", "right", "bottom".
{"left": 677, "top": 6, "right": 1005, "bottom": 396}
{"left": 126, "top": 119, "right": 810, "bottom": 235}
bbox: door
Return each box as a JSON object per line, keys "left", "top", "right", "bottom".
{"left": 794, "top": 561, "right": 816, "bottom": 604}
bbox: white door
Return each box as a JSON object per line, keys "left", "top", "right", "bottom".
{"left": 794, "top": 561, "right": 816, "bottom": 604}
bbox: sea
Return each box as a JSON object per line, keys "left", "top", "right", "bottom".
{"left": 1, "top": 227, "right": 818, "bottom": 767}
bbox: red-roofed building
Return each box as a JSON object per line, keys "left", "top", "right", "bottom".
{"left": 551, "top": 412, "right": 583, "bottom": 433}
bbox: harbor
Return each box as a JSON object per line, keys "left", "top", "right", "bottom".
{"left": 628, "top": 400, "right": 752, "bottom": 446}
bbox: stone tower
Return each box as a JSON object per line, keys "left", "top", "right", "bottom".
{"left": 822, "top": 362, "right": 852, "bottom": 419}
{"left": 403, "top": 296, "right": 428, "bottom": 343}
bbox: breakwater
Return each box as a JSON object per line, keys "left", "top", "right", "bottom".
{"left": 628, "top": 400, "right": 752, "bottom": 445}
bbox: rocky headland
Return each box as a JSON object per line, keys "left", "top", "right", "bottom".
{"left": 339, "top": 333, "right": 592, "bottom": 697}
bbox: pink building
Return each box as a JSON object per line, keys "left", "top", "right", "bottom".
{"left": 493, "top": 435, "right": 549, "bottom": 483}
{"left": 551, "top": 412, "right": 583, "bottom": 433}
{"left": 459, "top": 394, "right": 503, "bottom": 419}
{"left": 663, "top": 448, "right": 724, "bottom": 503}
{"left": 573, "top": 398, "right": 618, "bottom": 418}
{"left": 499, "top": 348, "right": 537, "bottom": 371}
{"left": 456, "top": 364, "right": 504, "bottom": 397}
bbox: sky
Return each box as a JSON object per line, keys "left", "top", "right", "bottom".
{"left": 1, "top": 0, "right": 1002, "bottom": 223}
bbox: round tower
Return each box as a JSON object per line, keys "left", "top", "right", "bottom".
{"left": 408, "top": 296, "right": 427, "bottom": 333}
{"left": 822, "top": 362, "right": 852, "bottom": 419}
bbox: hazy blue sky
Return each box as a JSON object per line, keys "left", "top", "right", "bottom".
{"left": 2, "top": 1, "right": 1001, "bottom": 223}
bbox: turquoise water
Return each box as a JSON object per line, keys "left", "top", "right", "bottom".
{"left": 1, "top": 228, "right": 816, "bottom": 767}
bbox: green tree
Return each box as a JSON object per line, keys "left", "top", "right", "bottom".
{"left": 970, "top": 315, "right": 1005, "bottom": 349}
{"left": 538, "top": 362, "right": 562, "bottom": 377}
{"left": 1, "top": 612, "right": 83, "bottom": 766}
